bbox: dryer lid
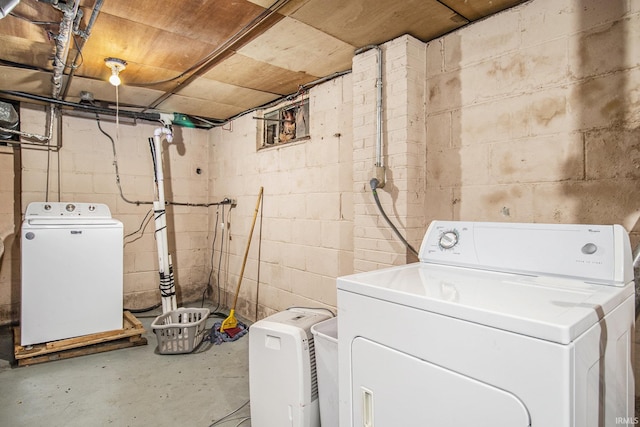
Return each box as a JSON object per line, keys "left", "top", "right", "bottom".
{"left": 337, "top": 262, "right": 634, "bottom": 344}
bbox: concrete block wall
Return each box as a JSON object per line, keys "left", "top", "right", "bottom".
{"left": 208, "top": 76, "right": 353, "bottom": 320}
{"left": 352, "top": 35, "right": 428, "bottom": 272}
{"left": 1, "top": 0, "right": 638, "bottom": 327}
{"left": 425, "top": 0, "right": 640, "bottom": 242}
{"left": 0, "top": 145, "right": 18, "bottom": 321}
{"left": 15, "top": 105, "right": 212, "bottom": 315}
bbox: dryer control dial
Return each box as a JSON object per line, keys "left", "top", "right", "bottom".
{"left": 439, "top": 230, "right": 459, "bottom": 250}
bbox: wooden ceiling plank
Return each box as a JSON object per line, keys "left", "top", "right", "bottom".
{"left": 176, "top": 78, "right": 281, "bottom": 108}
{"left": 0, "top": 36, "right": 55, "bottom": 71}
{"left": 67, "top": 75, "right": 165, "bottom": 107}
{"left": 237, "top": 17, "right": 355, "bottom": 77}
{"left": 159, "top": 94, "right": 252, "bottom": 119}
{"left": 290, "top": 0, "right": 467, "bottom": 47}
{"left": 439, "top": 0, "right": 528, "bottom": 21}
{"left": 0, "top": 66, "right": 52, "bottom": 96}
{"left": 202, "top": 54, "right": 318, "bottom": 95}
{"left": 98, "top": 0, "right": 270, "bottom": 46}
{"left": 78, "top": 13, "right": 218, "bottom": 77}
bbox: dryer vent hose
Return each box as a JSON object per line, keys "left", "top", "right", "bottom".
{"left": 370, "top": 178, "right": 419, "bottom": 258}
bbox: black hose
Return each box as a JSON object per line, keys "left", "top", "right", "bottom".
{"left": 370, "top": 178, "right": 419, "bottom": 258}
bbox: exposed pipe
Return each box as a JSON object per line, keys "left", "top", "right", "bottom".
{"left": 151, "top": 124, "right": 178, "bottom": 313}
{"left": 1, "top": 90, "right": 161, "bottom": 121}
{"left": 51, "top": 0, "right": 79, "bottom": 100}
{"left": 5, "top": 0, "right": 80, "bottom": 146}
{"left": 0, "top": 90, "right": 221, "bottom": 130}
{"left": 0, "top": 104, "right": 56, "bottom": 144}
{"left": 633, "top": 244, "right": 640, "bottom": 318}
{"left": 61, "top": 0, "right": 104, "bottom": 100}
{"left": 355, "top": 44, "right": 385, "bottom": 187}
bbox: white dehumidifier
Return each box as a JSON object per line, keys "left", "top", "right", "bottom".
{"left": 249, "top": 308, "right": 332, "bottom": 427}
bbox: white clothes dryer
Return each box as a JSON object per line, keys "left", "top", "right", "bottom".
{"left": 337, "top": 221, "right": 635, "bottom": 427}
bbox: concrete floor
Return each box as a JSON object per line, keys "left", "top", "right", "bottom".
{"left": 0, "top": 302, "right": 252, "bottom": 427}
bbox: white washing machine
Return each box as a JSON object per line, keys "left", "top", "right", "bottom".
{"left": 21, "top": 202, "right": 123, "bottom": 346}
{"left": 337, "top": 221, "right": 635, "bottom": 427}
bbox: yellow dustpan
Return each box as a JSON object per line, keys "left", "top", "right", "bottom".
{"left": 220, "top": 187, "right": 263, "bottom": 332}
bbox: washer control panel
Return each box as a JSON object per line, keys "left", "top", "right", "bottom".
{"left": 25, "top": 202, "right": 112, "bottom": 219}
{"left": 419, "top": 220, "right": 632, "bottom": 286}
{"left": 438, "top": 230, "right": 460, "bottom": 250}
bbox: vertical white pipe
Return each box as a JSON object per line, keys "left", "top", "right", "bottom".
{"left": 153, "top": 127, "right": 177, "bottom": 313}
{"left": 356, "top": 44, "right": 385, "bottom": 187}
{"left": 374, "top": 46, "right": 383, "bottom": 169}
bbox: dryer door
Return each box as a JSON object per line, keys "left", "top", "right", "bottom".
{"left": 351, "top": 338, "right": 531, "bottom": 426}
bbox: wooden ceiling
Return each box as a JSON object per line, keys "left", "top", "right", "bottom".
{"left": 0, "top": 0, "right": 527, "bottom": 124}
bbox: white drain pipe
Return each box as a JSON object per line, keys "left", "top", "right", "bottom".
{"left": 152, "top": 124, "right": 177, "bottom": 313}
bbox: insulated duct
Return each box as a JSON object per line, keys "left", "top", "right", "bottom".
{"left": 51, "top": 0, "right": 79, "bottom": 100}
{"left": 61, "top": 0, "right": 104, "bottom": 100}
{"left": 0, "top": 0, "right": 20, "bottom": 18}
{"left": 0, "top": 101, "right": 19, "bottom": 139}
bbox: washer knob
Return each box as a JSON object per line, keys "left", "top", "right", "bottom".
{"left": 439, "top": 230, "right": 459, "bottom": 250}
{"left": 581, "top": 243, "right": 598, "bottom": 255}
{"left": 65, "top": 203, "right": 75, "bottom": 212}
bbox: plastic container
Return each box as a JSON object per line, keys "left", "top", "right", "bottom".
{"left": 311, "top": 316, "right": 338, "bottom": 427}
{"left": 151, "top": 307, "right": 210, "bottom": 354}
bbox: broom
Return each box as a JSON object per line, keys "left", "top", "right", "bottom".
{"left": 220, "top": 187, "right": 264, "bottom": 332}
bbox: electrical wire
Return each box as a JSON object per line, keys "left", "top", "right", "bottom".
{"left": 124, "top": 302, "right": 162, "bottom": 314}
{"left": 9, "top": 12, "right": 59, "bottom": 25}
{"left": 209, "top": 400, "right": 250, "bottom": 427}
{"left": 123, "top": 209, "right": 154, "bottom": 242}
{"left": 287, "top": 306, "right": 336, "bottom": 317}
{"left": 370, "top": 178, "right": 419, "bottom": 257}
{"left": 95, "top": 114, "right": 232, "bottom": 207}
{"left": 217, "top": 206, "right": 229, "bottom": 312}
{"left": 202, "top": 205, "right": 221, "bottom": 309}
{"left": 68, "top": 34, "right": 84, "bottom": 70}
{"left": 96, "top": 113, "right": 147, "bottom": 205}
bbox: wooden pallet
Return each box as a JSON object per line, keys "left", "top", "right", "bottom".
{"left": 13, "top": 311, "right": 148, "bottom": 367}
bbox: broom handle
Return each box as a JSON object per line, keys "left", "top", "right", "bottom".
{"left": 231, "top": 187, "right": 264, "bottom": 310}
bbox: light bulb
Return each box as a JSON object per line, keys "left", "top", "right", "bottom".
{"left": 104, "top": 58, "right": 126, "bottom": 86}
{"left": 109, "top": 70, "right": 121, "bottom": 86}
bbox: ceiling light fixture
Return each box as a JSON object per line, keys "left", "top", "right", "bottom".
{"left": 104, "top": 57, "right": 127, "bottom": 86}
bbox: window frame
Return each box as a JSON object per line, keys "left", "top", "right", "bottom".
{"left": 258, "top": 97, "right": 309, "bottom": 149}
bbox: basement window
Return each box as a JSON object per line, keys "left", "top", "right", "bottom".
{"left": 259, "top": 98, "right": 309, "bottom": 148}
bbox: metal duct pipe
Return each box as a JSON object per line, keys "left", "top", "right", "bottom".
{"left": 0, "top": 100, "right": 19, "bottom": 139}
{"left": 355, "top": 44, "right": 385, "bottom": 187}
{"left": 0, "top": 90, "right": 216, "bottom": 129}
{"left": 51, "top": 0, "right": 79, "bottom": 100}
{"left": 0, "top": 100, "right": 55, "bottom": 143}
{"left": 1, "top": 90, "right": 162, "bottom": 121}
{"left": 61, "top": 0, "right": 104, "bottom": 100}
